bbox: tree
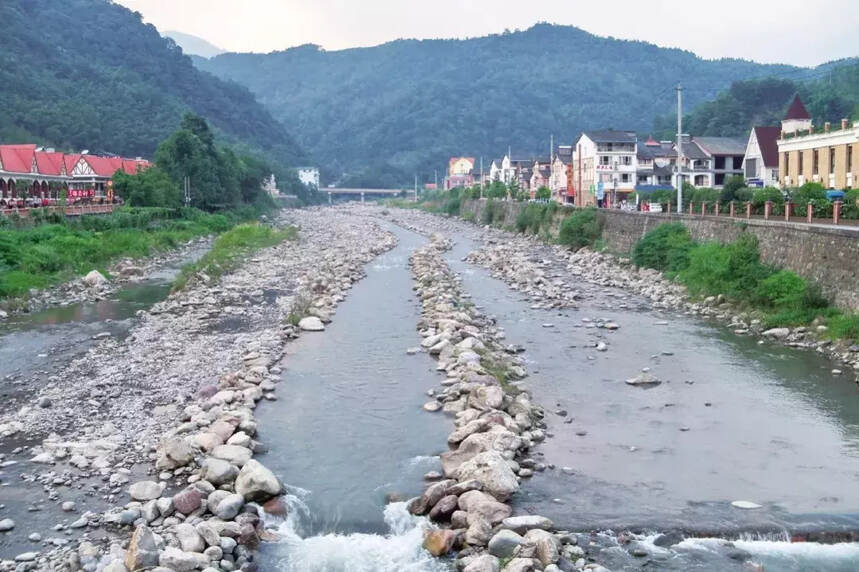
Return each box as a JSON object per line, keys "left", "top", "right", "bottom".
{"left": 536, "top": 186, "right": 551, "bottom": 200}
{"left": 113, "top": 166, "right": 182, "bottom": 207}
{"left": 720, "top": 175, "right": 746, "bottom": 202}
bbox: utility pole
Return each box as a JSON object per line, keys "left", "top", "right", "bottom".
{"left": 676, "top": 83, "right": 684, "bottom": 209}
{"left": 480, "top": 157, "right": 484, "bottom": 196}
{"left": 434, "top": 169, "right": 438, "bottom": 189}
{"left": 183, "top": 176, "right": 191, "bottom": 207}
{"left": 414, "top": 174, "right": 418, "bottom": 203}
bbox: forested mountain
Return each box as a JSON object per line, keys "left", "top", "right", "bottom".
{"left": 196, "top": 24, "right": 813, "bottom": 187}
{"left": 0, "top": 0, "right": 305, "bottom": 168}
{"left": 652, "top": 60, "right": 859, "bottom": 140}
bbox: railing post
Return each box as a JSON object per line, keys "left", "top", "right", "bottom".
{"left": 729, "top": 201, "right": 735, "bottom": 217}
{"left": 834, "top": 201, "right": 842, "bottom": 225}
{"left": 715, "top": 202, "right": 720, "bottom": 216}
{"left": 688, "top": 201, "right": 694, "bottom": 215}
{"left": 701, "top": 202, "right": 706, "bottom": 216}
{"left": 666, "top": 201, "right": 671, "bottom": 214}
{"left": 807, "top": 202, "right": 813, "bottom": 223}
{"left": 764, "top": 200, "right": 773, "bottom": 220}
{"left": 785, "top": 200, "right": 791, "bottom": 221}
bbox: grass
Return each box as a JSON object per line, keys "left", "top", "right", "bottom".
{"left": 631, "top": 224, "right": 859, "bottom": 342}
{"left": 172, "top": 223, "right": 297, "bottom": 291}
{"left": 480, "top": 356, "right": 521, "bottom": 396}
{"left": 0, "top": 207, "right": 267, "bottom": 301}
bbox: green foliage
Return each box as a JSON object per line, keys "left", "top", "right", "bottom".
{"left": 0, "top": 207, "right": 265, "bottom": 299}
{"left": 442, "top": 197, "right": 462, "bottom": 216}
{"left": 679, "top": 234, "right": 772, "bottom": 301}
{"left": 173, "top": 223, "right": 297, "bottom": 290}
{"left": 196, "top": 23, "right": 802, "bottom": 187}
{"left": 557, "top": 208, "right": 602, "bottom": 250}
{"left": 0, "top": 0, "right": 306, "bottom": 169}
{"left": 481, "top": 199, "right": 507, "bottom": 226}
{"left": 720, "top": 176, "right": 747, "bottom": 202}
{"left": 653, "top": 61, "right": 859, "bottom": 140}
{"left": 113, "top": 166, "right": 182, "bottom": 208}
{"left": 632, "top": 223, "right": 693, "bottom": 273}
{"left": 827, "top": 314, "right": 859, "bottom": 341}
{"left": 844, "top": 189, "right": 859, "bottom": 218}
{"left": 734, "top": 187, "right": 754, "bottom": 202}
{"left": 535, "top": 186, "right": 551, "bottom": 200}
{"left": 514, "top": 202, "right": 557, "bottom": 235}
{"left": 752, "top": 187, "right": 785, "bottom": 210}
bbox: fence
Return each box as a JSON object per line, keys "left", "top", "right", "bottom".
{"left": 0, "top": 204, "right": 116, "bottom": 218}
{"left": 646, "top": 200, "right": 857, "bottom": 228}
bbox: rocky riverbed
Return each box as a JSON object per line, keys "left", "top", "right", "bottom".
{"left": 0, "top": 207, "right": 396, "bottom": 570}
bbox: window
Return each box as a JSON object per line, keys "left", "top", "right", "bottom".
{"left": 798, "top": 151, "right": 803, "bottom": 174}
{"left": 621, "top": 173, "right": 630, "bottom": 183}
{"left": 830, "top": 147, "right": 836, "bottom": 174}
{"left": 733, "top": 156, "right": 743, "bottom": 169}
{"left": 600, "top": 156, "right": 610, "bottom": 166}
{"left": 784, "top": 152, "right": 789, "bottom": 172}
{"left": 849, "top": 145, "right": 854, "bottom": 174}
{"left": 715, "top": 156, "right": 726, "bottom": 169}
{"left": 621, "top": 156, "right": 632, "bottom": 166}
{"left": 813, "top": 149, "right": 819, "bottom": 174}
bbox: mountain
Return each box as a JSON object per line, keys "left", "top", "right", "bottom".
{"left": 0, "top": 0, "right": 306, "bottom": 168}
{"left": 652, "top": 59, "right": 859, "bottom": 140}
{"left": 165, "top": 31, "right": 226, "bottom": 59}
{"left": 196, "top": 23, "right": 813, "bottom": 187}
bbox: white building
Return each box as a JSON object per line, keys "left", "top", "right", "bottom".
{"left": 297, "top": 167, "right": 320, "bottom": 188}
{"left": 742, "top": 126, "right": 781, "bottom": 188}
{"left": 571, "top": 130, "right": 637, "bottom": 207}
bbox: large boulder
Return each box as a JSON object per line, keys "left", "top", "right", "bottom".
{"left": 464, "top": 554, "right": 501, "bottom": 572}
{"left": 524, "top": 529, "right": 560, "bottom": 566}
{"left": 458, "top": 490, "right": 512, "bottom": 525}
{"left": 128, "top": 481, "right": 163, "bottom": 501}
{"left": 172, "top": 488, "right": 202, "bottom": 515}
{"left": 408, "top": 479, "right": 454, "bottom": 516}
{"left": 84, "top": 270, "right": 108, "bottom": 288}
{"left": 298, "top": 317, "right": 325, "bottom": 331}
{"left": 155, "top": 438, "right": 195, "bottom": 470}
{"left": 441, "top": 430, "right": 521, "bottom": 476}
{"left": 211, "top": 444, "right": 252, "bottom": 467}
{"left": 174, "top": 523, "right": 205, "bottom": 553}
{"left": 235, "top": 459, "right": 283, "bottom": 502}
{"left": 158, "top": 547, "right": 208, "bottom": 571}
{"left": 199, "top": 457, "right": 239, "bottom": 485}
{"left": 455, "top": 451, "right": 519, "bottom": 501}
{"left": 501, "top": 515, "right": 554, "bottom": 534}
{"left": 468, "top": 385, "right": 504, "bottom": 411}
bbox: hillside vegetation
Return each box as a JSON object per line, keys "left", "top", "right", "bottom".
{"left": 0, "top": 0, "right": 306, "bottom": 168}
{"left": 197, "top": 23, "right": 808, "bottom": 187}
{"left": 653, "top": 60, "right": 859, "bottom": 139}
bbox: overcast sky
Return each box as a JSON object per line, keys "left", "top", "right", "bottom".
{"left": 117, "top": 0, "right": 857, "bottom": 67}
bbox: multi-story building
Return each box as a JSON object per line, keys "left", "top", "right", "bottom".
{"left": 681, "top": 136, "right": 746, "bottom": 188}
{"left": 636, "top": 137, "right": 676, "bottom": 190}
{"left": 742, "top": 126, "right": 781, "bottom": 188}
{"left": 571, "top": 130, "right": 637, "bottom": 207}
{"left": 777, "top": 95, "right": 858, "bottom": 190}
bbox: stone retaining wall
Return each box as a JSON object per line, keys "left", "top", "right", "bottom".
{"left": 461, "top": 199, "right": 859, "bottom": 311}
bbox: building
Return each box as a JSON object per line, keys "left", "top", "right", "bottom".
{"left": 448, "top": 157, "right": 475, "bottom": 176}
{"left": 743, "top": 126, "right": 781, "bottom": 188}
{"left": 571, "top": 130, "right": 637, "bottom": 207}
{"left": 262, "top": 174, "right": 280, "bottom": 197}
{"left": 550, "top": 147, "right": 570, "bottom": 202}
{"left": 777, "top": 95, "right": 858, "bottom": 190}
{"left": 297, "top": 167, "right": 320, "bottom": 188}
{"left": 680, "top": 136, "right": 746, "bottom": 188}
{"left": 0, "top": 144, "right": 149, "bottom": 201}
{"left": 636, "top": 137, "right": 676, "bottom": 190}
{"left": 529, "top": 160, "right": 551, "bottom": 196}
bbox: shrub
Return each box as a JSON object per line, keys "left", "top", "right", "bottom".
{"left": 751, "top": 187, "right": 785, "bottom": 213}
{"left": 755, "top": 270, "right": 807, "bottom": 308}
{"left": 557, "top": 208, "right": 602, "bottom": 250}
{"left": 734, "top": 188, "right": 753, "bottom": 202}
{"left": 828, "top": 314, "right": 859, "bottom": 341}
{"left": 443, "top": 197, "right": 461, "bottom": 216}
{"left": 844, "top": 189, "right": 859, "bottom": 219}
{"left": 481, "top": 199, "right": 507, "bottom": 226}
{"left": 678, "top": 234, "right": 772, "bottom": 301}
{"left": 632, "top": 223, "right": 693, "bottom": 273}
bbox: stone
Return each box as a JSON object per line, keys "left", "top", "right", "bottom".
{"left": 262, "top": 496, "right": 288, "bottom": 517}
{"left": 464, "top": 554, "right": 501, "bottom": 572}
{"left": 156, "top": 438, "right": 196, "bottom": 470}
{"left": 624, "top": 373, "right": 662, "bottom": 387}
{"left": 428, "top": 495, "right": 459, "bottom": 522}
{"left": 211, "top": 445, "right": 252, "bottom": 467}
{"left": 423, "top": 529, "right": 457, "bottom": 557}
{"left": 502, "top": 559, "right": 537, "bottom": 572}
{"left": 763, "top": 327, "right": 790, "bottom": 339}
{"left": 176, "top": 522, "right": 206, "bottom": 552}
{"left": 215, "top": 494, "right": 245, "bottom": 520}
{"left": 465, "top": 515, "right": 493, "bottom": 545}
{"left": 196, "top": 522, "right": 220, "bottom": 547}
{"left": 455, "top": 451, "right": 519, "bottom": 501}
{"left": 409, "top": 479, "right": 454, "bottom": 516}
{"left": 298, "top": 317, "right": 325, "bottom": 331}
{"left": 459, "top": 490, "right": 512, "bottom": 525}
{"left": 104, "top": 562, "right": 129, "bottom": 572}
{"left": 173, "top": 488, "right": 203, "bottom": 515}
{"left": 0, "top": 518, "right": 14, "bottom": 531}
{"left": 469, "top": 385, "right": 504, "bottom": 411}
{"left": 84, "top": 270, "right": 108, "bottom": 287}
{"left": 200, "top": 457, "right": 239, "bottom": 485}
{"left": 159, "top": 547, "right": 209, "bottom": 571}
{"left": 489, "top": 529, "right": 524, "bottom": 558}
{"left": 524, "top": 529, "right": 560, "bottom": 566}
{"left": 14, "top": 552, "right": 38, "bottom": 562}
{"left": 61, "top": 501, "right": 76, "bottom": 512}
{"left": 235, "top": 459, "right": 283, "bottom": 502}
{"left": 501, "top": 515, "right": 554, "bottom": 534}
{"left": 125, "top": 525, "right": 161, "bottom": 570}
{"left": 731, "top": 500, "right": 762, "bottom": 509}
{"left": 155, "top": 497, "right": 174, "bottom": 517}
{"left": 129, "top": 481, "right": 163, "bottom": 501}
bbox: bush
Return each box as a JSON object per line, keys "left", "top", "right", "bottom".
{"left": 442, "top": 197, "right": 462, "bottom": 216}
{"left": 755, "top": 270, "right": 807, "bottom": 308}
{"left": 678, "top": 233, "right": 772, "bottom": 301}
{"left": 632, "top": 223, "right": 693, "bottom": 273}
{"left": 828, "top": 314, "right": 859, "bottom": 341}
{"left": 514, "top": 202, "right": 557, "bottom": 235}
{"left": 557, "top": 208, "right": 602, "bottom": 250}
{"left": 734, "top": 188, "right": 753, "bottom": 202}
{"left": 481, "top": 199, "right": 507, "bottom": 226}
{"left": 751, "top": 187, "right": 785, "bottom": 212}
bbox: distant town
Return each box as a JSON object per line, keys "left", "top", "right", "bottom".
{"left": 440, "top": 95, "right": 857, "bottom": 209}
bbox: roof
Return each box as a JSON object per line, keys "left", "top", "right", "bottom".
{"left": 645, "top": 136, "right": 659, "bottom": 147}
{"left": 0, "top": 144, "right": 36, "bottom": 174}
{"left": 752, "top": 126, "right": 781, "bottom": 168}
{"left": 681, "top": 140, "right": 709, "bottom": 160}
{"left": 784, "top": 95, "right": 810, "bottom": 121}
{"left": 583, "top": 130, "right": 637, "bottom": 144}
{"left": 693, "top": 136, "right": 746, "bottom": 156}
{"left": 35, "top": 151, "right": 66, "bottom": 176}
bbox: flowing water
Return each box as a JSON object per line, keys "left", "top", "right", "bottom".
{"left": 442, "top": 232, "right": 859, "bottom": 571}
{"left": 254, "top": 224, "right": 452, "bottom": 571}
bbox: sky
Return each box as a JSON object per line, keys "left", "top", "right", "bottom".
{"left": 116, "top": 0, "right": 858, "bottom": 67}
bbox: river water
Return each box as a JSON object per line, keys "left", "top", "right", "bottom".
{"left": 254, "top": 224, "right": 451, "bottom": 572}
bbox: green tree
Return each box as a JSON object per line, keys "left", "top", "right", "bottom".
{"left": 536, "top": 186, "right": 551, "bottom": 200}
{"left": 113, "top": 166, "right": 182, "bottom": 207}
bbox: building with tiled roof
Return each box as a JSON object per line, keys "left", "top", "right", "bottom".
{"left": 742, "top": 126, "right": 781, "bottom": 187}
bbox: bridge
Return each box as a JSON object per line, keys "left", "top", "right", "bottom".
{"left": 323, "top": 188, "right": 406, "bottom": 203}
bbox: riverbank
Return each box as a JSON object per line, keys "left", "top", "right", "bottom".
{"left": 0, "top": 206, "right": 271, "bottom": 316}
{"left": 0, "top": 206, "right": 396, "bottom": 569}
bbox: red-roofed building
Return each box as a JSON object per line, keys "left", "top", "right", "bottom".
{"left": 1, "top": 144, "right": 151, "bottom": 203}
{"left": 743, "top": 126, "right": 781, "bottom": 187}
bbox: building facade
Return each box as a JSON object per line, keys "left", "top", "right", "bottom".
{"left": 742, "top": 126, "right": 780, "bottom": 188}
{"left": 571, "top": 130, "right": 637, "bottom": 207}
{"left": 777, "top": 96, "right": 858, "bottom": 190}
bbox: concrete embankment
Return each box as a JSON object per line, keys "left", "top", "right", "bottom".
{"left": 460, "top": 199, "right": 859, "bottom": 312}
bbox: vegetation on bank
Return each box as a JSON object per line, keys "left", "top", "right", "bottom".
{"left": 632, "top": 223, "right": 859, "bottom": 339}
{"left": 172, "top": 223, "right": 297, "bottom": 291}
{"left": 0, "top": 206, "right": 270, "bottom": 300}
